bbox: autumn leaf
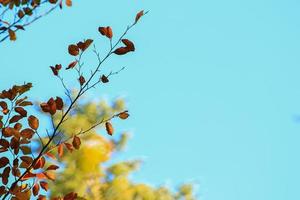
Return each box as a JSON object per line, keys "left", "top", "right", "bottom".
{"left": 28, "top": 115, "right": 39, "bottom": 130}
{"left": 98, "top": 26, "right": 113, "bottom": 39}
{"left": 72, "top": 136, "right": 81, "bottom": 149}
{"left": 55, "top": 97, "right": 64, "bottom": 110}
{"left": 40, "top": 181, "right": 48, "bottom": 191}
{"left": 32, "top": 183, "right": 40, "bottom": 196}
{"left": 0, "top": 157, "right": 9, "bottom": 168}
{"left": 68, "top": 44, "right": 79, "bottom": 56}
{"left": 15, "top": 107, "right": 27, "bottom": 117}
{"left": 105, "top": 122, "right": 114, "bottom": 136}
{"left": 114, "top": 47, "right": 130, "bottom": 55}
{"left": 101, "top": 75, "right": 109, "bottom": 83}
{"left": 65, "top": 0, "right": 72, "bottom": 7}
{"left": 46, "top": 165, "right": 59, "bottom": 171}
{"left": 58, "top": 143, "right": 64, "bottom": 158}
{"left": 79, "top": 76, "right": 85, "bottom": 86}
{"left": 8, "top": 29, "right": 16, "bottom": 41}
{"left": 122, "top": 39, "right": 135, "bottom": 51}
{"left": 135, "top": 10, "right": 144, "bottom": 24}
{"left": 119, "top": 111, "right": 129, "bottom": 119}
{"left": 66, "top": 61, "right": 77, "bottom": 70}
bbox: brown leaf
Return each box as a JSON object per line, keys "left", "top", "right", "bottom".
{"left": 20, "top": 146, "right": 31, "bottom": 154}
{"left": 98, "top": 26, "right": 113, "bottom": 39}
{"left": 33, "top": 157, "right": 45, "bottom": 170}
{"left": 66, "top": 61, "right": 77, "bottom": 70}
{"left": 72, "top": 136, "right": 81, "bottom": 149}
{"left": 15, "top": 25, "right": 25, "bottom": 30}
{"left": 20, "top": 156, "right": 33, "bottom": 164}
{"left": 122, "top": 39, "right": 135, "bottom": 51}
{"left": 20, "top": 128, "right": 34, "bottom": 139}
{"left": 15, "top": 107, "right": 27, "bottom": 117}
{"left": 8, "top": 29, "right": 16, "bottom": 41}
{"left": 79, "top": 76, "right": 85, "bottom": 86}
{"left": 77, "top": 39, "right": 93, "bottom": 51}
{"left": 0, "top": 157, "right": 9, "bottom": 168}
{"left": 55, "top": 97, "right": 64, "bottom": 110}
{"left": 2, "top": 167, "right": 10, "bottom": 185}
{"left": 46, "top": 165, "right": 59, "bottom": 171}
{"left": 18, "top": 101, "right": 33, "bottom": 107}
{"left": 105, "top": 122, "right": 114, "bottom": 136}
{"left": 114, "top": 47, "right": 130, "bottom": 55}
{"left": 63, "top": 192, "right": 77, "bottom": 200}
{"left": 28, "top": 115, "right": 39, "bottom": 130}
{"left": 43, "top": 171, "right": 55, "bottom": 181}
{"left": 50, "top": 66, "right": 58, "bottom": 76}
{"left": 32, "top": 183, "right": 39, "bottom": 196}
{"left": 135, "top": 10, "right": 144, "bottom": 23}
{"left": 118, "top": 111, "right": 129, "bottom": 119}
{"left": 38, "top": 195, "right": 47, "bottom": 200}
{"left": 101, "top": 75, "right": 109, "bottom": 83}
{"left": 64, "top": 143, "right": 73, "bottom": 152}
{"left": 0, "top": 139, "right": 9, "bottom": 149}
{"left": 68, "top": 44, "right": 79, "bottom": 56}
{"left": 40, "top": 181, "right": 48, "bottom": 191}
{"left": 21, "top": 171, "right": 36, "bottom": 181}
{"left": 9, "top": 115, "right": 23, "bottom": 124}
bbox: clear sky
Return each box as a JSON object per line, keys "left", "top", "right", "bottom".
{"left": 1, "top": 0, "right": 300, "bottom": 199}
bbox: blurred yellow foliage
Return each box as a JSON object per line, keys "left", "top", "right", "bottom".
{"left": 48, "top": 98, "right": 196, "bottom": 200}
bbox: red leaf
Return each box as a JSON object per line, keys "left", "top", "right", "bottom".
{"left": 122, "top": 39, "right": 135, "bottom": 51}
{"left": 114, "top": 47, "right": 130, "bottom": 55}
{"left": 50, "top": 66, "right": 58, "bottom": 76}
{"left": 68, "top": 44, "right": 80, "bottom": 56}
{"left": 79, "top": 76, "right": 85, "bottom": 86}
{"left": 135, "top": 10, "right": 144, "bottom": 23}
{"left": 66, "top": 61, "right": 77, "bottom": 70}
{"left": 55, "top": 97, "right": 64, "bottom": 110}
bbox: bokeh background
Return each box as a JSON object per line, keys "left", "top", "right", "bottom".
{"left": 1, "top": 0, "right": 300, "bottom": 199}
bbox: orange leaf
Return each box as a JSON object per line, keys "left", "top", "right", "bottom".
{"left": 105, "top": 122, "right": 114, "bottom": 136}
{"left": 33, "top": 157, "right": 45, "bottom": 170}
{"left": 8, "top": 29, "right": 16, "bottom": 41}
{"left": 32, "top": 183, "right": 39, "bottom": 196}
{"left": 40, "top": 181, "right": 48, "bottom": 191}
{"left": 65, "top": 0, "right": 72, "bottom": 7}
{"left": 21, "top": 171, "right": 36, "bottom": 181}
{"left": 28, "top": 115, "right": 39, "bottom": 130}
{"left": 15, "top": 107, "right": 27, "bottom": 117}
{"left": 118, "top": 111, "right": 129, "bottom": 120}
{"left": 58, "top": 143, "right": 64, "bottom": 158}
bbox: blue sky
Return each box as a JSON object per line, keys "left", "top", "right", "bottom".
{"left": 1, "top": 0, "right": 300, "bottom": 199}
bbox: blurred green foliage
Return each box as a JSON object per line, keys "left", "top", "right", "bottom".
{"left": 49, "top": 98, "right": 196, "bottom": 200}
